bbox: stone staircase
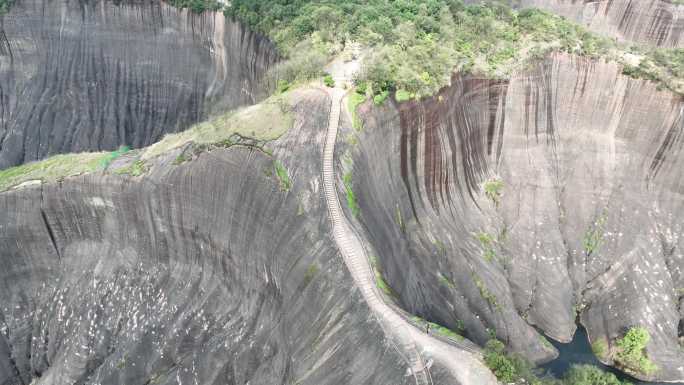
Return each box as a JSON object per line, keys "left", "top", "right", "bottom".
{"left": 321, "top": 87, "right": 432, "bottom": 385}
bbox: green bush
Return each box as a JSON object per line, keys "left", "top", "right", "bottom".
{"left": 564, "top": 365, "right": 627, "bottom": 385}
{"left": 373, "top": 90, "right": 389, "bottom": 105}
{"left": 483, "top": 339, "right": 632, "bottom": 385}
{"left": 395, "top": 89, "right": 411, "bottom": 102}
{"left": 0, "top": 0, "right": 14, "bottom": 14}
{"left": 276, "top": 79, "right": 291, "bottom": 93}
{"left": 343, "top": 171, "right": 359, "bottom": 216}
{"left": 323, "top": 74, "right": 335, "bottom": 88}
{"left": 615, "top": 327, "right": 658, "bottom": 375}
{"left": 348, "top": 92, "right": 367, "bottom": 131}
{"left": 167, "top": 0, "right": 222, "bottom": 13}
{"left": 274, "top": 160, "right": 292, "bottom": 191}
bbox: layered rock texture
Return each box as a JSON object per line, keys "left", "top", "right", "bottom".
{"left": 0, "top": 89, "right": 427, "bottom": 385}
{"left": 519, "top": 0, "right": 684, "bottom": 47}
{"left": 0, "top": 0, "right": 277, "bottom": 169}
{"left": 350, "top": 52, "right": 684, "bottom": 382}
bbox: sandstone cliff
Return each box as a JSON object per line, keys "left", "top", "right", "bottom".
{"left": 0, "top": 88, "right": 428, "bottom": 385}
{"left": 520, "top": 0, "right": 684, "bottom": 47}
{"left": 351, "top": 53, "right": 684, "bottom": 382}
{"left": 0, "top": 0, "right": 277, "bottom": 169}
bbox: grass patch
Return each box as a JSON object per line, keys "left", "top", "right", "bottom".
{"left": 143, "top": 93, "right": 292, "bottom": 160}
{"left": 411, "top": 315, "right": 464, "bottom": 341}
{"left": 173, "top": 153, "right": 190, "bottom": 166}
{"left": 274, "top": 160, "right": 292, "bottom": 192}
{"left": 583, "top": 212, "right": 607, "bottom": 256}
{"left": 370, "top": 255, "right": 397, "bottom": 298}
{"left": 476, "top": 231, "right": 497, "bottom": 262}
{"left": 473, "top": 273, "right": 501, "bottom": 311}
{"left": 592, "top": 339, "right": 609, "bottom": 360}
{"left": 100, "top": 145, "right": 131, "bottom": 169}
{"left": 483, "top": 178, "right": 504, "bottom": 205}
{"left": 303, "top": 263, "right": 319, "bottom": 286}
{"left": 437, "top": 272, "right": 456, "bottom": 289}
{"left": 114, "top": 160, "right": 148, "bottom": 177}
{"left": 347, "top": 92, "right": 367, "bottom": 132}
{"left": 394, "top": 204, "right": 405, "bottom": 232}
{"left": 0, "top": 152, "right": 113, "bottom": 192}
{"left": 343, "top": 171, "right": 359, "bottom": 217}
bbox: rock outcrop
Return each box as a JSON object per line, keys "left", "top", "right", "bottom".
{"left": 519, "top": 0, "right": 684, "bottom": 47}
{"left": 0, "top": 0, "right": 277, "bottom": 169}
{"left": 351, "top": 52, "right": 684, "bottom": 382}
{"left": 0, "top": 89, "right": 419, "bottom": 385}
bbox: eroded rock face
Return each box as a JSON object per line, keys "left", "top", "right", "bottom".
{"left": 0, "top": 0, "right": 277, "bottom": 169}
{"left": 0, "top": 89, "right": 414, "bottom": 385}
{"left": 520, "top": 0, "right": 684, "bottom": 47}
{"left": 352, "top": 53, "right": 684, "bottom": 382}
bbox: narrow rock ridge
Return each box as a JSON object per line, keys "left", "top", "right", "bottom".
{"left": 0, "top": 0, "right": 278, "bottom": 168}
{"left": 352, "top": 52, "right": 684, "bottom": 382}
{"left": 0, "top": 89, "right": 414, "bottom": 385}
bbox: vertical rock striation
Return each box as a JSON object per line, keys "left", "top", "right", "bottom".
{"left": 0, "top": 0, "right": 277, "bottom": 169}
{"left": 519, "top": 0, "right": 684, "bottom": 47}
{"left": 0, "top": 89, "right": 415, "bottom": 385}
{"left": 353, "top": 53, "right": 684, "bottom": 382}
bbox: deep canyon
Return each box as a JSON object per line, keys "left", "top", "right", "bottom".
{"left": 1, "top": 0, "right": 683, "bottom": 384}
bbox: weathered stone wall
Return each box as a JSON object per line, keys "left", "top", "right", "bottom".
{"left": 0, "top": 0, "right": 277, "bottom": 168}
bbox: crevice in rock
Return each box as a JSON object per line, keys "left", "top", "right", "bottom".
{"left": 0, "top": 313, "right": 27, "bottom": 385}
{"left": 39, "top": 209, "right": 61, "bottom": 261}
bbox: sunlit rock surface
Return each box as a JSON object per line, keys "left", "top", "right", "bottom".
{"left": 521, "top": 0, "right": 684, "bottom": 47}
{"left": 351, "top": 52, "right": 684, "bottom": 382}
{"left": 0, "top": 0, "right": 277, "bottom": 168}
{"left": 0, "top": 89, "right": 418, "bottom": 385}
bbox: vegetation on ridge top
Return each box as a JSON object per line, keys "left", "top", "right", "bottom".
{"left": 227, "top": 0, "right": 684, "bottom": 98}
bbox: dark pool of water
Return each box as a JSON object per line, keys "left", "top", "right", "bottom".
{"left": 540, "top": 326, "right": 680, "bottom": 385}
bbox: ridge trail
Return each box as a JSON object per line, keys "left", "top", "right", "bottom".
{"left": 321, "top": 58, "right": 499, "bottom": 385}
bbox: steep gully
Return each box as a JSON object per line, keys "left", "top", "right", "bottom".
{"left": 322, "top": 61, "right": 499, "bottom": 385}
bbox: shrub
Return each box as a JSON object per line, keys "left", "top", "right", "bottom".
{"left": 564, "top": 365, "right": 628, "bottom": 385}
{"left": 0, "top": 0, "right": 14, "bottom": 14}
{"left": 167, "top": 0, "right": 222, "bottom": 13}
{"left": 348, "top": 93, "right": 367, "bottom": 131}
{"left": 323, "top": 74, "right": 335, "bottom": 87}
{"left": 395, "top": 89, "right": 411, "bottom": 102}
{"left": 274, "top": 160, "right": 292, "bottom": 191}
{"left": 373, "top": 90, "right": 389, "bottom": 105}
{"left": 484, "top": 340, "right": 516, "bottom": 382}
{"left": 343, "top": 171, "right": 359, "bottom": 216}
{"left": 615, "top": 327, "right": 657, "bottom": 375}
{"left": 276, "top": 79, "right": 291, "bottom": 93}
{"left": 483, "top": 178, "right": 504, "bottom": 204}
{"left": 355, "top": 81, "right": 368, "bottom": 96}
